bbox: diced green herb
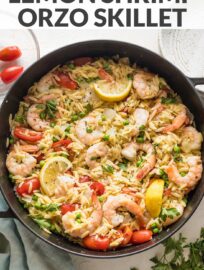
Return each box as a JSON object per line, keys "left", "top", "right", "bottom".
{"left": 40, "top": 112, "right": 46, "bottom": 119}
{"left": 15, "top": 115, "right": 24, "bottom": 123}
{"left": 86, "top": 127, "right": 93, "bottom": 133}
{"left": 85, "top": 103, "right": 93, "bottom": 113}
{"left": 75, "top": 213, "right": 81, "bottom": 219}
{"left": 34, "top": 202, "right": 59, "bottom": 212}
{"left": 45, "top": 100, "right": 57, "bottom": 119}
{"left": 161, "top": 95, "right": 176, "bottom": 104}
{"left": 123, "top": 120, "right": 129, "bottom": 126}
{"left": 36, "top": 104, "right": 45, "bottom": 109}
{"left": 173, "top": 144, "right": 181, "bottom": 154}
{"left": 32, "top": 195, "right": 38, "bottom": 201}
{"left": 103, "top": 134, "right": 110, "bottom": 141}
{"left": 102, "top": 165, "right": 114, "bottom": 174}
{"left": 90, "top": 156, "right": 100, "bottom": 161}
{"left": 136, "top": 136, "right": 145, "bottom": 143}
{"left": 159, "top": 169, "right": 169, "bottom": 182}
{"left": 52, "top": 137, "right": 58, "bottom": 142}
{"left": 103, "top": 62, "right": 112, "bottom": 73}
{"left": 9, "top": 136, "right": 14, "bottom": 144}
{"left": 67, "top": 63, "right": 75, "bottom": 70}
{"left": 174, "top": 155, "right": 183, "bottom": 163}
{"left": 139, "top": 125, "right": 145, "bottom": 131}
{"left": 136, "top": 157, "right": 144, "bottom": 168}
{"left": 50, "top": 122, "right": 56, "bottom": 128}
{"left": 127, "top": 73, "right": 133, "bottom": 80}
{"left": 98, "top": 196, "right": 104, "bottom": 202}
{"left": 33, "top": 218, "right": 52, "bottom": 229}
{"left": 160, "top": 207, "right": 180, "bottom": 222}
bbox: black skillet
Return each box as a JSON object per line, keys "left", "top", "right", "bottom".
{"left": 0, "top": 40, "right": 204, "bottom": 258}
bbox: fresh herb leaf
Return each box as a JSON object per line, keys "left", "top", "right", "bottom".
{"left": 33, "top": 218, "right": 51, "bottom": 229}
{"left": 103, "top": 134, "right": 110, "bottom": 141}
{"left": 161, "top": 95, "right": 176, "bottom": 104}
{"left": 67, "top": 63, "right": 75, "bottom": 70}
{"left": 15, "top": 115, "right": 24, "bottom": 123}
{"left": 123, "top": 120, "right": 129, "bottom": 126}
{"left": 136, "top": 157, "right": 144, "bottom": 168}
{"left": 127, "top": 73, "right": 133, "bottom": 80}
{"left": 160, "top": 207, "right": 180, "bottom": 222}
{"left": 102, "top": 165, "right": 114, "bottom": 174}
{"left": 103, "top": 62, "right": 112, "bottom": 73}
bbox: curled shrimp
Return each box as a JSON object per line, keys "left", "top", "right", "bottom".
{"left": 121, "top": 143, "right": 156, "bottom": 180}
{"left": 162, "top": 107, "right": 187, "bottom": 133}
{"left": 134, "top": 108, "right": 149, "bottom": 129}
{"left": 165, "top": 156, "right": 203, "bottom": 192}
{"left": 27, "top": 104, "right": 49, "bottom": 131}
{"left": 85, "top": 142, "right": 109, "bottom": 169}
{"left": 37, "top": 73, "right": 56, "bottom": 92}
{"left": 133, "top": 71, "right": 160, "bottom": 99}
{"left": 181, "top": 126, "right": 203, "bottom": 153}
{"left": 162, "top": 203, "right": 184, "bottom": 227}
{"left": 103, "top": 194, "right": 146, "bottom": 228}
{"left": 6, "top": 151, "right": 37, "bottom": 177}
{"left": 55, "top": 175, "right": 76, "bottom": 198}
{"left": 19, "top": 144, "right": 39, "bottom": 153}
{"left": 75, "top": 115, "right": 103, "bottom": 146}
{"left": 62, "top": 193, "right": 102, "bottom": 238}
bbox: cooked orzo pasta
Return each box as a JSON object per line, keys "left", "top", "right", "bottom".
{"left": 6, "top": 56, "right": 203, "bottom": 251}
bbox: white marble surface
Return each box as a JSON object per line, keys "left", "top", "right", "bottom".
{"left": 1, "top": 29, "right": 204, "bottom": 270}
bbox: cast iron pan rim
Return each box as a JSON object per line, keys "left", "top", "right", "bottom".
{"left": 1, "top": 40, "right": 204, "bottom": 258}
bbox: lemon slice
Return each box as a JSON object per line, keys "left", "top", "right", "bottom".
{"left": 94, "top": 79, "right": 132, "bottom": 102}
{"left": 145, "top": 179, "right": 164, "bottom": 218}
{"left": 40, "top": 156, "right": 72, "bottom": 196}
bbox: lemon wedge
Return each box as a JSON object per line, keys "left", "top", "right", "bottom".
{"left": 94, "top": 79, "right": 132, "bottom": 102}
{"left": 39, "top": 156, "right": 72, "bottom": 196}
{"left": 145, "top": 179, "right": 164, "bottom": 218}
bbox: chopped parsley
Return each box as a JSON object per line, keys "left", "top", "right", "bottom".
{"left": 103, "top": 62, "right": 112, "bottom": 73}
{"left": 15, "top": 115, "right": 24, "bottom": 123}
{"left": 160, "top": 207, "right": 180, "bottom": 222}
{"left": 102, "top": 165, "right": 114, "bottom": 174}
{"left": 67, "top": 63, "right": 75, "bottom": 70}
{"left": 39, "top": 100, "right": 57, "bottom": 120}
{"left": 161, "top": 94, "right": 177, "bottom": 104}
{"left": 123, "top": 120, "right": 129, "bottom": 126}
{"left": 136, "top": 157, "right": 144, "bottom": 168}
{"left": 118, "top": 159, "right": 129, "bottom": 171}
{"left": 33, "top": 218, "right": 52, "bottom": 229}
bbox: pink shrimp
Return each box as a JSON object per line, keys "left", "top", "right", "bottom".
{"left": 165, "top": 156, "right": 203, "bottom": 193}
{"left": 162, "top": 108, "right": 187, "bottom": 133}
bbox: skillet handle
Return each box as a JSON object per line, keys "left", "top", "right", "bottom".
{"left": 0, "top": 208, "right": 15, "bottom": 218}
{"left": 188, "top": 77, "right": 204, "bottom": 101}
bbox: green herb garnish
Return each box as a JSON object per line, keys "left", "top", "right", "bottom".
{"left": 123, "top": 120, "right": 129, "bottom": 126}
{"left": 160, "top": 207, "right": 180, "bottom": 222}
{"left": 15, "top": 115, "right": 24, "bottom": 123}
{"left": 33, "top": 218, "right": 52, "bottom": 229}
{"left": 161, "top": 94, "right": 176, "bottom": 104}
{"left": 102, "top": 165, "right": 114, "bottom": 174}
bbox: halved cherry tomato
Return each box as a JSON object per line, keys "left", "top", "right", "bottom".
{"left": 90, "top": 182, "right": 105, "bottom": 196}
{"left": 98, "top": 68, "right": 113, "bottom": 82}
{"left": 79, "top": 175, "right": 92, "bottom": 183}
{"left": 14, "top": 127, "right": 42, "bottom": 142}
{"left": 16, "top": 178, "right": 40, "bottom": 196}
{"left": 57, "top": 72, "right": 78, "bottom": 90}
{"left": 73, "top": 57, "right": 92, "bottom": 67}
{"left": 1, "top": 66, "right": 23, "bottom": 84}
{"left": 131, "top": 230, "right": 153, "bottom": 244}
{"left": 121, "top": 226, "right": 133, "bottom": 246}
{"left": 61, "top": 204, "right": 76, "bottom": 215}
{"left": 83, "top": 235, "right": 110, "bottom": 251}
{"left": 52, "top": 139, "right": 72, "bottom": 151}
{"left": 0, "top": 46, "right": 22, "bottom": 62}
{"left": 65, "top": 169, "right": 73, "bottom": 176}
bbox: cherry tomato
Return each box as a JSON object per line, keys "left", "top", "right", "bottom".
{"left": 83, "top": 235, "right": 110, "bottom": 251}
{"left": 65, "top": 169, "right": 73, "bottom": 176}
{"left": 52, "top": 139, "right": 72, "bottom": 151}
{"left": 131, "top": 230, "right": 153, "bottom": 244}
{"left": 121, "top": 226, "right": 133, "bottom": 246}
{"left": 90, "top": 182, "right": 105, "bottom": 196}
{"left": 73, "top": 57, "right": 92, "bottom": 67}
{"left": 1, "top": 66, "right": 23, "bottom": 84}
{"left": 57, "top": 72, "right": 78, "bottom": 90}
{"left": 79, "top": 175, "right": 92, "bottom": 183}
{"left": 0, "top": 46, "right": 22, "bottom": 62}
{"left": 98, "top": 68, "right": 113, "bottom": 82}
{"left": 61, "top": 204, "right": 76, "bottom": 215}
{"left": 16, "top": 178, "right": 40, "bottom": 196}
{"left": 14, "top": 127, "right": 42, "bottom": 142}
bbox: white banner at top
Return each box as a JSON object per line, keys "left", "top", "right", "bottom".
{"left": 0, "top": 0, "right": 204, "bottom": 29}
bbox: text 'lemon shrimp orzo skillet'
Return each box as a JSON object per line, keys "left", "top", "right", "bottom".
{"left": 0, "top": 41, "right": 204, "bottom": 258}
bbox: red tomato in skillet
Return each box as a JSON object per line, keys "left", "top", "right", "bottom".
{"left": 52, "top": 139, "right": 72, "bottom": 152}
{"left": 57, "top": 72, "right": 78, "bottom": 90}
{"left": 131, "top": 230, "right": 153, "bottom": 244}
{"left": 14, "top": 127, "right": 42, "bottom": 142}
{"left": 73, "top": 57, "right": 92, "bottom": 67}
{"left": 83, "top": 235, "right": 110, "bottom": 251}
{"left": 1, "top": 66, "right": 23, "bottom": 84}
{"left": 0, "top": 46, "right": 22, "bottom": 62}
{"left": 16, "top": 178, "right": 40, "bottom": 196}
{"left": 61, "top": 204, "right": 76, "bottom": 215}
{"left": 98, "top": 68, "right": 113, "bottom": 82}
{"left": 90, "top": 182, "right": 105, "bottom": 196}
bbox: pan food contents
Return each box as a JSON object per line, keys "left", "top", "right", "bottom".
{"left": 6, "top": 56, "right": 203, "bottom": 251}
